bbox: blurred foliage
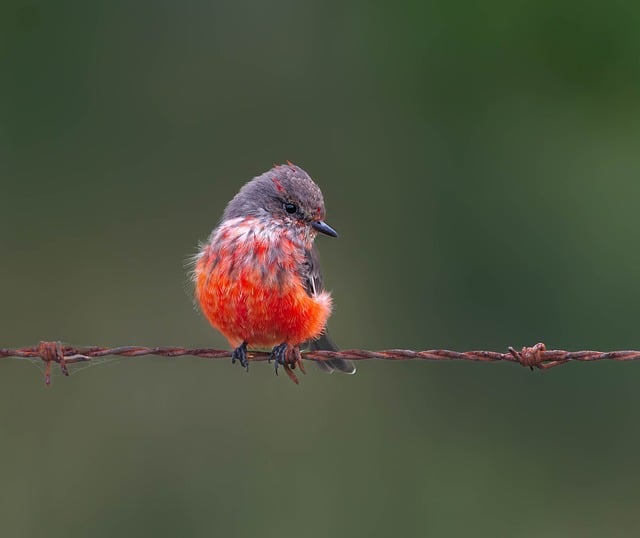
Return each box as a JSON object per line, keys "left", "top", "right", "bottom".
{"left": 2, "top": 1, "right": 640, "bottom": 536}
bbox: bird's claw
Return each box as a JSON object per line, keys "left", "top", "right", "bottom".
{"left": 270, "top": 343, "right": 304, "bottom": 384}
{"left": 231, "top": 342, "right": 249, "bottom": 371}
{"left": 270, "top": 343, "right": 288, "bottom": 375}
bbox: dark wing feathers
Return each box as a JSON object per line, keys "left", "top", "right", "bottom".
{"left": 301, "top": 247, "right": 356, "bottom": 375}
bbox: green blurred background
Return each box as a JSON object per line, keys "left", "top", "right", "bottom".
{"left": 3, "top": 1, "right": 640, "bottom": 536}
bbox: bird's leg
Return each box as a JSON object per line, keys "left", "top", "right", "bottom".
{"left": 231, "top": 341, "right": 249, "bottom": 371}
{"left": 270, "top": 343, "right": 288, "bottom": 375}
{"left": 270, "top": 343, "right": 302, "bottom": 384}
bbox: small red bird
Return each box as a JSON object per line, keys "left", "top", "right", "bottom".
{"left": 193, "top": 163, "right": 355, "bottom": 382}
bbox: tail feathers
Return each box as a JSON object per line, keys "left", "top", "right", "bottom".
{"left": 308, "top": 334, "right": 356, "bottom": 375}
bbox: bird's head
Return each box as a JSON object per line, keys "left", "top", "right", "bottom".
{"left": 223, "top": 163, "right": 338, "bottom": 239}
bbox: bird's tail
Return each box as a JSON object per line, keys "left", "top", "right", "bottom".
{"left": 308, "top": 333, "right": 356, "bottom": 374}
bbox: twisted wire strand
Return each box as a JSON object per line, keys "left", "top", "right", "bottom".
{"left": 1, "top": 341, "right": 637, "bottom": 385}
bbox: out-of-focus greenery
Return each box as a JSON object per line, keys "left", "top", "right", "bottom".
{"left": 3, "top": 1, "right": 640, "bottom": 536}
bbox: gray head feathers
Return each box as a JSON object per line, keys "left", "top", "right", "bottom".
{"left": 222, "top": 163, "right": 326, "bottom": 223}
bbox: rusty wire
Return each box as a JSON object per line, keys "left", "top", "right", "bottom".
{"left": 1, "top": 341, "right": 639, "bottom": 385}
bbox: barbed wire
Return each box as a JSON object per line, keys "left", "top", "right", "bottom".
{"left": 2, "top": 341, "right": 639, "bottom": 385}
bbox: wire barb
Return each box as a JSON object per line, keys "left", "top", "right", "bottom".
{"left": 509, "top": 342, "right": 547, "bottom": 370}
{"left": 1, "top": 341, "right": 639, "bottom": 385}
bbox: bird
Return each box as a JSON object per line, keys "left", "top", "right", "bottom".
{"left": 192, "top": 162, "right": 355, "bottom": 382}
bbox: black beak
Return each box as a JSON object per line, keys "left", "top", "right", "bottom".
{"left": 312, "top": 220, "right": 338, "bottom": 238}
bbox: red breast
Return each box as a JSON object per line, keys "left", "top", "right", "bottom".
{"left": 194, "top": 217, "right": 332, "bottom": 348}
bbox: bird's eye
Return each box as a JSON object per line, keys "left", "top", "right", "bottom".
{"left": 284, "top": 202, "right": 297, "bottom": 214}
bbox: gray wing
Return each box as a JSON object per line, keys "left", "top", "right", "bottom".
{"left": 302, "top": 247, "right": 356, "bottom": 375}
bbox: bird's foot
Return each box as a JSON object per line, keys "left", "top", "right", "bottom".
{"left": 270, "top": 343, "right": 288, "bottom": 373}
{"left": 231, "top": 342, "right": 249, "bottom": 371}
{"left": 270, "top": 343, "right": 304, "bottom": 384}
